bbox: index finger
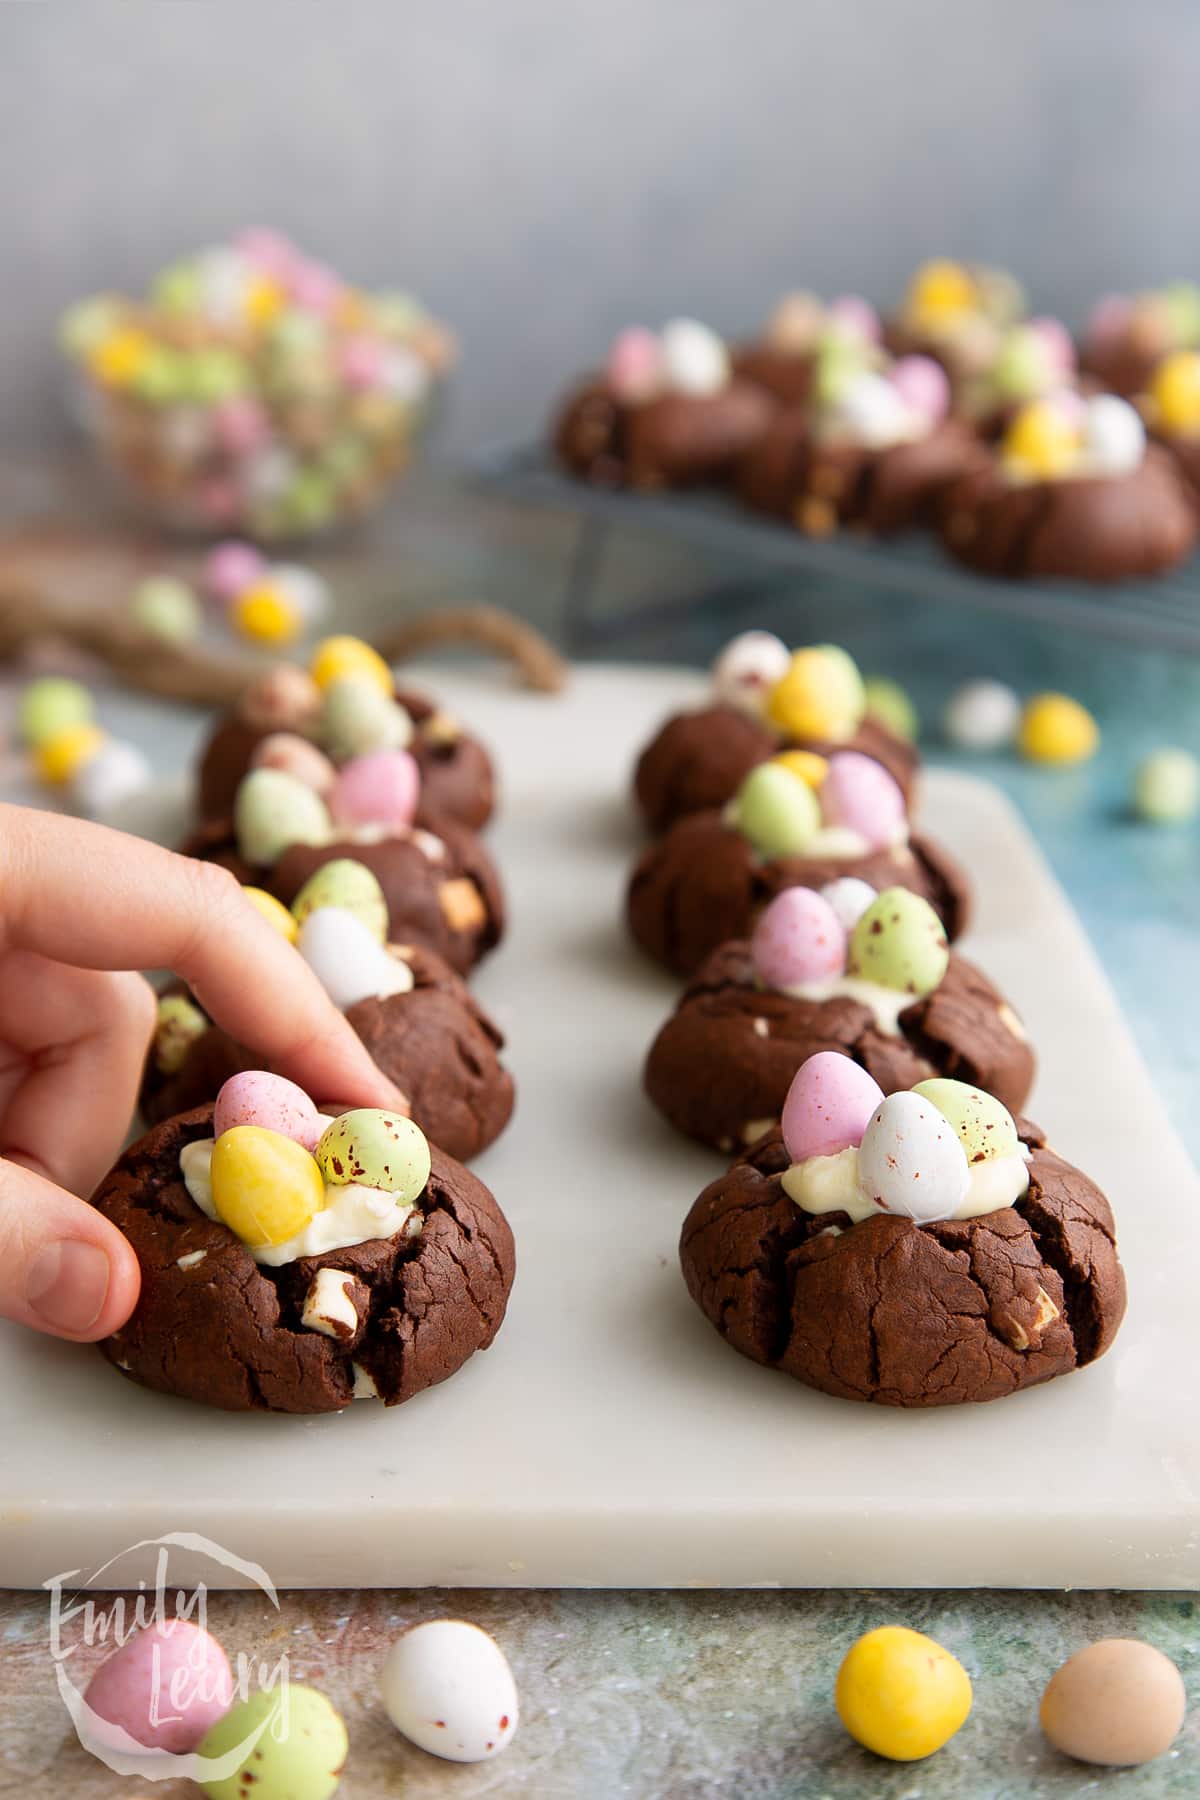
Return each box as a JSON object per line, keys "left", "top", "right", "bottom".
{"left": 0, "top": 806, "right": 405, "bottom": 1111}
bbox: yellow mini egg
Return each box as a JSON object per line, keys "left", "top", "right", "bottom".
{"left": 244, "top": 274, "right": 285, "bottom": 329}
{"left": 1149, "top": 349, "right": 1200, "bottom": 436}
{"left": 836, "top": 1625, "right": 972, "bottom": 1762}
{"left": 909, "top": 259, "right": 974, "bottom": 322}
{"left": 209, "top": 1125, "right": 325, "bottom": 1249}
{"left": 766, "top": 647, "right": 865, "bottom": 743}
{"left": 87, "top": 325, "right": 154, "bottom": 387}
{"left": 1018, "top": 692, "right": 1099, "bottom": 765}
{"left": 771, "top": 750, "right": 829, "bottom": 789}
{"left": 1002, "top": 401, "right": 1080, "bottom": 480}
{"left": 242, "top": 885, "right": 299, "bottom": 942}
{"left": 310, "top": 634, "right": 394, "bottom": 696}
{"left": 232, "top": 583, "right": 303, "bottom": 647}
{"left": 35, "top": 722, "right": 107, "bottom": 786}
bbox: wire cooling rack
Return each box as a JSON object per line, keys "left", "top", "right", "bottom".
{"left": 472, "top": 441, "right": 1200, "bottom": 656}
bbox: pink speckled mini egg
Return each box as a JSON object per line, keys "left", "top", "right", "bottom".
{"left": 751, "top": 887, "right": 846, "bottom": 990}
{"left": 606, "top": 327, "right": 663, "bottom": 404}
{"left": 83, "top": 1621, "right": 233, "bottom": 1754}
{"left": 890, "top": 354, "right": 951, "bottom": 425}
{"left": 213, "top": 1071, "right": 322, "bottom": 1150}
{"left": 202, "top": 540, "right": 265, "bottom": 605}
{"left": 820, "top": 751, "right": 906, "bottom": 850}
{"left": 782, "top": 1052, "right": 884, "bottom": 1164}
{"left": 329, "top": 748, "right": 420, "bottom": 829}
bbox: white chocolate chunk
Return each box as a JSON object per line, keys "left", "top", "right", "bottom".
{"left": 352, "top": 1363, "right": 379, "bottom": 1400}
{"left": 752, "top": 1017, "right": 769, "bottom": 1039}
{"left": 176, "top": 1249, "right": 207, "bottom": 1271}
{"left": 302, "top": 1268, "right": 359, "bottom": 1340}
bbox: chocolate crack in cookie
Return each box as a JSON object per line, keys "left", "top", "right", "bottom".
{"left": 680, "top": 1063, "right": 1125, "bottom": 1408}
{"left": 95, "top": 1106, "right": 515, "bottom": 1414}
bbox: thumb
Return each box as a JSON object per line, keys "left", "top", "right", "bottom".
{"left": 0, "top": 1155, "right": 141, "bottom": 1341}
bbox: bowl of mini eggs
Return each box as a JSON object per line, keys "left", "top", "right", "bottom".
{"left": 59, "top": 229, "right": 456, "bottom": 543}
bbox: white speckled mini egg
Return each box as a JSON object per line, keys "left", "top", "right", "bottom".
{"left": 858, "top": 1091, "right": 970, "bottom": 1223}
{"left": 380, "top": 1619, "right": 518, "bottom": 1764}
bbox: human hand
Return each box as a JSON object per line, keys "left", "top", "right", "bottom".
{"left": 0, "top": 806, "right": 405, "bottom": 1342}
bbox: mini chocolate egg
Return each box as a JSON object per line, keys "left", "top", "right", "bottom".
{"left": 836, "top": 1625, "right": 972, "bottom": 1761}
{"left": 232, "top": 582, "right": 303, "bottom": 648}
{"left": 659, "top": 317, "right": 730, "bottom": 396}
{"left": 767, "top": 646, "right": 865, "bottom": 742}
{"left": 772, "top": 749, "right": 828, "bottom": 789}
{"left": 782, "top": 1052, "right": 884, "bottom": 1163}
{"left": 271, "top": 563, "right": 331, "bottom": 627}
{"left": 1003, "top": 400, "right": 1080, "bottom": 480}
{"left": 234, "top": 767, "right": 331, "bottom": 867}
{"left": 242, "top": 886, "right": 299, "bottom": 941}
{"left": 942, "top": 679, "right": 1021, "bottom": 752}
{"left": 198, "top": 1685, "right": 347, "bottom": 1800}
{"left": 320, "top": 677, "right": 412, "bottom": 762}
{"left": 863, "top": 677, "right": 919, "bottom": 743}
{"left": 18, "top": 676, "right": 94, "bottom": 748}
{"left": 820, "top": 876, "right": 877, "bottom": 932}
{"left": 84, "top": 1621, "right": 233, "bottom": 1755}
{"left": 733, "top": 762, "right": 820, "bottom": 858}
{"left": 711, "top": 630, "right": 791, "bottom": 715}
{"left": 35, "top": 722, "right": 106, "bottom": 786}
{"left": 249, "top": 731, "right": 337, "bottom": 794}
{"left": 315, "top": 1108, "right": 430, "bottom": 1200}
{"left": 836, "top": 371, "right": 912, "bottom": 448}
{"left": 297, "top": 908, "right": 414, "bottom": 1010}
{"left": 1039, "top": 1639, "right": 1186, "bottom": 1768}
{"left": 238, "top": 664, "right": 323, "bottom": 733}
{"left": 889, "top": 355, "right": 950, "bottom": 425}
{"left": 751, "top": 887, "right": 846, "bottom": 990}
{"left": 71, "top": 738, "right": 152, "bottom": 819}
{"left": 380, "top": 1619, "right": 519, "bottom": 1764}
{"left": 911, "top": 1078, "right": 1020, "bottom": 1164}
{"left": 826, "top": 293, "right": 881, "bottom": 345}
{"left": 154, "top": 994, "right": 209, "bottom": 1074}
{"left": 1083, "top": 394, "right": 1146, "bottom": 475}
{"left": 858, "top": 1091, "right": 970, "bottom": 1222}
{"left": 1133, "top": 747, "right": 1200, "bottom": 823}
{"left": 820, "top": 751, "right": 906, "bottom": 850}
{"left": 606, "top": 326, "right": 663, "bottom": 404}
{"left": 130, "top": 575, "right": 201, "bottom": 646}
{"left": 291, "top": 858, "right": 388, "bottom": 942}
{"left": 214, "top": 1071, "right": 322, "bottom": 1150}
{"left": 329, "top": 748, "right": 420, "bottom": 831}
{"left": 1018, "top": 693, "right": 1099, "bottom": 766}
{"left": 990, "top": 324, "right": 1057, "bottom": 401}
{"left": 847, "top": 889, "right": 948, "bottom": 996}
{"left": 310, "top": 634, "right": 393, "bottom": 696}
{"left": 765, "top": 290, "right": 824, "bottom": 351}
{"left": 1150, "top": 349, "right": 1200, "bottom": 436}
{"left": 209, "top": 1126, "right": 325, "bottom": 1249}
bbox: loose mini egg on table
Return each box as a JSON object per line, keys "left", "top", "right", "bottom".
{"left": 380, "top": 1619, "right": 519, "bottom": 1763}
{"left": 18, "top": 676, "right": 152, "bottom": 820}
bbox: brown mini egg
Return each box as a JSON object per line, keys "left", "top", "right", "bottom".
{"left": 1039, "top": 1638, "right": 1186, "bottom": 1767}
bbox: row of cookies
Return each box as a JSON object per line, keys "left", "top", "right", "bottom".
{"left": 624, "top": 635, "right": 1127, "bottom": 1407}
{"left": 553, "top": 260, "right": 1200, "bottom": 580}
{"left": 97, "top": 637, "right": 521, "bottom": 1412}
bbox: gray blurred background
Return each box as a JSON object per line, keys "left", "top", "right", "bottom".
{"left": 1, "top": 0, "right": 1195, "bottom": 458}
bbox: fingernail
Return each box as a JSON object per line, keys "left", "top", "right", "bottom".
{"left": 26, "top": 1241, "right": 111, "bottom": 1334}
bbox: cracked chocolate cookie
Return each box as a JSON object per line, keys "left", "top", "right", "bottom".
{"left": 635, "top": 635, "right": 920, "bottom": 834}
{"left": 143, "top": 941, "right": 515, "bottom": 1164}
{"left": 939, "top": 395, "right": 1196, "bottom": 582}
{"left": 680, "top": 1061, "right": 1125, "bottom": 1408}
{"left": 645, "top": 884, "right": 1032, "bottom": 1152}
{"left": 197, "top": 656, "right": 495, "bottom": 832}
{"left": 95, "top": 1099, "right": 515, "bottom": 1414}
{"left": 627, "top": 793, "right": 970, "bottom": 978}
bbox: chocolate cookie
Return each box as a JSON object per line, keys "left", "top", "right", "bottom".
{"left": 197, "top": 682, "right": 495, "bottom": 832}
{"left": 627, "top": 811, "right": 970, "bottom": 977}
{"left": 737, "top": 406, "right": 987, "bottom": 536}
{"left": 633, "top": 705, "right": 919, "bottom": 835}
{"left": 679, "top": 1122, "right": 1125, "bottom": 1407}
{"left": 731, "top": 340, "right": 818, "bottom": 407}
{"left": 940, "top": 445, "right": 1197, "bottom": 581}
{"left": 645, "top": 943, "right": 1033, "bottom": 1152}
{"left": 554, "top": 375, "right": 775, "bottom": 489}
{"left": 143, "top": 947, "right": 515, "bottom": 1164}
{"left": 94, "top": 1107, "right": 516, "bottom": 1414}
{"left": 181, "top": 816, "right": 505, "bottom": 976}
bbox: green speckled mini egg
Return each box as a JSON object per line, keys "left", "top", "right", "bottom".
{"left": 153, "top": 994, "right": 208, "bottom": 1074}
{"left": 846, "top": 887, "right": 948, "bottom": 995}
{"left": 320, "top": 676, "right": 411, "bottom": 761}
{"left": 290, "top": 859, "right": 388, "bottom": 943}
{"left": 732, "top": 762, "right": 820, "bottom": 858}
{"left": 234, "top": 767, "right": 332, "bottom": 867}
{"left": 911, "top": 1078, "right": 1021, "bottom": 1164}
{"left": 18, "top": 676, "right": 94, "bottom": 749}
{"left": 315, "top": 1109, "right": 431, "bottom": 1201}
{"left": 198, "top": 1685, "right": 347, "bottom": 1800}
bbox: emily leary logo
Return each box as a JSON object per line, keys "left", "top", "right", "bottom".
{"left": 45, "top": 1531, "right": 291, "bottom": 1783}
